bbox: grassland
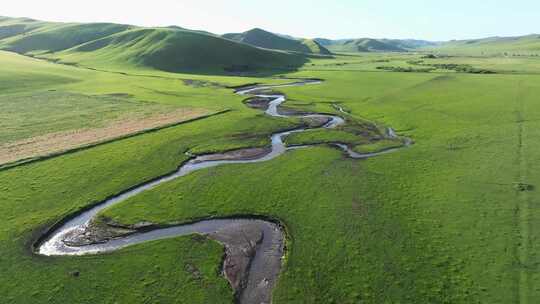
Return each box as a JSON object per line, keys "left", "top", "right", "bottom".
{"left": 0, "top": 50, "right": 296, "bottom": 166}
{"left": 278, "top": 68, "right": 540, "bottom": 303}
{"left": 2, "top": 36, "right": 540, "bottom": 304}
{"left": 426, "top": 34, "right": 540, "bottom": 56}
{"left": 99, "top": 57, "right": 540, "bottom": 303}
{"left": 0, "top": 91, "right": 301, "bottom": 303}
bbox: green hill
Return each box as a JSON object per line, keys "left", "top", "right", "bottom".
{"left": 426, "top": 34, "right": 540, "bottom": 55}
{"left": 0, "top": 17, "right": 307, "bottom": 74}
{"left": 223, "top": 28, "right": 331, "bottom": 55}
{"left": 55, "top": 28, "right": 307, "bottom": 72}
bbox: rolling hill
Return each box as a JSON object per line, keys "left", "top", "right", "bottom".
{"left": 0, "top": 17, "right": 57, "bottom": 40}
{"left": 223, "top": 28, "right": 332, "bottom": 55}
{"left": 0, "top": 21, "right": 133, "bottom": 54}
{"left": 315, "top": 38, "right": 437, "bottom": 53}
{"left": 0, "top": 17, "right": 307, "bottom": 74}
{"left": 380, "top": 39, "right": 439, "bottom": 50}
{"left": 55, "top": 28, "right": 307, "bottom": 73}
{"left": 315, "top": 38, "right": 406, "bottom": 53}
{"left": 426, "top": 34, "right": 540, "bottom": 55}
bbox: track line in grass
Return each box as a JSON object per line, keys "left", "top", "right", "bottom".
{"left": 516, "top": 80, "right": 530, "bottom": 304}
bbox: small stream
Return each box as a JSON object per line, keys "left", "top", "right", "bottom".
{"left": 35, "top": 79, "right": 409, "bottom": 303}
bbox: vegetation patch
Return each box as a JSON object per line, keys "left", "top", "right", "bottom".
{"left": 285, "top": 129, "right": 365, "bottom": 146}
{"left": 377, "top": 65, "right": 435, "bottom": 73}
{"left": 514, "top": 183, "right": 534, "bottom": 192}
{"left": 352, "top": 139, "right": 405, "bottom": 154}
{"left": 409, "top": 60, "right": 497, "bottom": 74}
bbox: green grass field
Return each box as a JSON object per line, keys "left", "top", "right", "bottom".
{"left": 3, "top": 18, "right": 540, "bottom": 303}
{"left": 0, "top": 50, "right": 301, "bottom": 166}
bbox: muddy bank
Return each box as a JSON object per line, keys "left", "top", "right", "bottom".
{"left": 42, "top": 216, "right": 285, "bottom": 303}
{"left": 244, "top": 96, "right": 275, "bottom": 110}
{"left": 209, "top": 220, "right": 284, "bottom": 303}
{"left": 61, "top": 220, "right": 135, "bottom": 247}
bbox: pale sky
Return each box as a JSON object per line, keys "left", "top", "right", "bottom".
{"left": 1, "top": 0, "right": 538, "bottom": 41}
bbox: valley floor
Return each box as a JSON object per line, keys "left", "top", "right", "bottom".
{"left": 2, "top": 51, "right": 540, "bottom": 303}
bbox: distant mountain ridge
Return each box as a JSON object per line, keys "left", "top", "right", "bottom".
{"left": 426, "top": 34, "right": 540, "bottom": 55}
{"left": 313, "top": 35, "right": 540, "bottom": 55}
{"left": 223, "top": 28, "right": 332, "bottom": 55}
{"left": 315, "top": 38, "right": 437, "bottom": 53}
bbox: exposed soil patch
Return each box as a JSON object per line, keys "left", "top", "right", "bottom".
{"left": 244, "top": 96, "right": 275, "bottom": 110}
{"left": 182, "top": 79, "right": 224, "bottom": 88}
{"left": 0, "top": 108, "right": 209, "bottom": 165}
{"left": 302, "top": 116, "right": 332, "bottom": 128}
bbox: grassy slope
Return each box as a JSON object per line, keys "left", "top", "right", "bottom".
{"left": 0, "top": 17, "right": 56, "bottom": 40}
{"left": 0, "top": 52, "right": 189, "bottom": 144}
{"left": 0, "top": 50, "right": 292, "bottom": 109}
{"left": 300, "top": 38, "right": 332, "bottom": 55}
{"left": 0, "top": 50, "right": 81, "bottom": 94}
{"left": 427, "top": 34, "right": 540, "bottom": 55}
{"left": 52, "top": 28, "right": 306, "bottom": 73}
{"left": 0, "top": 22, "right": 131, "bottom": 54}
{"left": 223, "top": 28, "right": 331, "bottom": 55}
{"left": 0, "top": 49, "right": 296, "bottom": 167}
{"left": 0, "top": 17, "right": 307, "bottom": 74}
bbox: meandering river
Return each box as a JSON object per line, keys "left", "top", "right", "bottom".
{"left": 35, "top": 79, "right": 408, "bottom": 303}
